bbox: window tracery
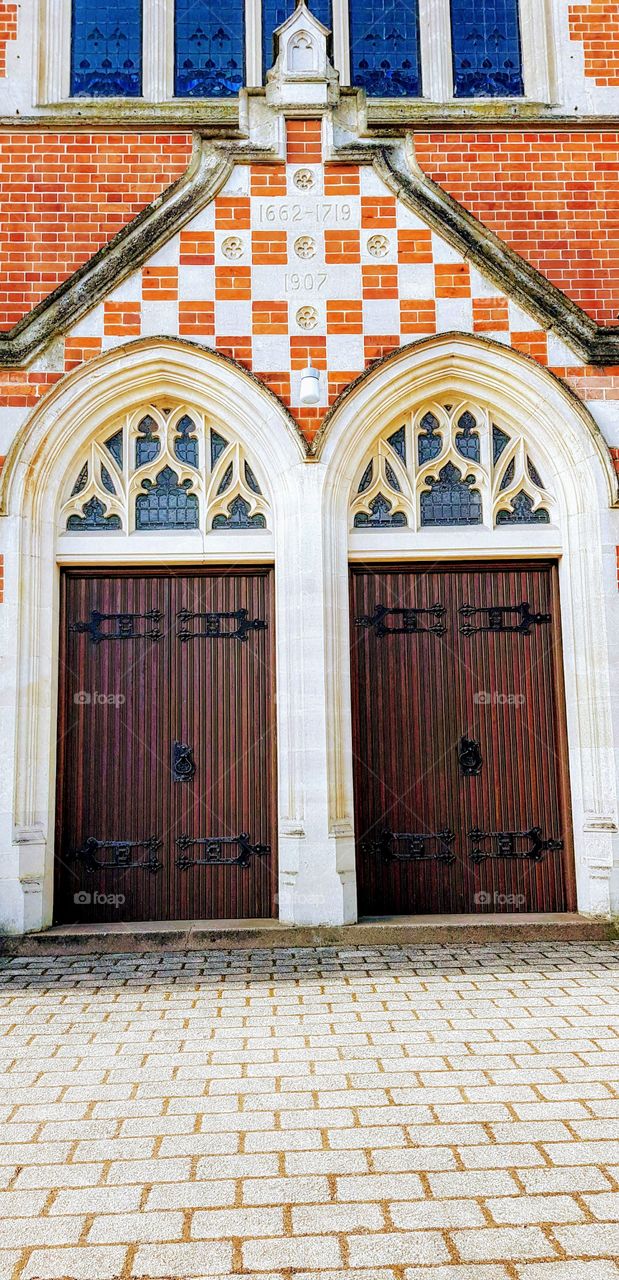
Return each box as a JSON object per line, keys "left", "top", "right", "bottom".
{"left": 60, "top": 403, "right": 270, "bottom": 534}
{"left": 350, "top": 402, "right": 553, "bottom": 530}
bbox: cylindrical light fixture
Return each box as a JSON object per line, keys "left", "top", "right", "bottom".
{"left": 299, "top": 362, "right": 320, "bottom": 405}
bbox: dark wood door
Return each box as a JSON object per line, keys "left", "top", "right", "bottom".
{"left": 55, "top": 568, "right": 276, "bottom": 923}
{"left": 350, "top": 562, "right": 575, "bottom": 915}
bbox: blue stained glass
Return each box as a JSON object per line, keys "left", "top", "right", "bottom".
{"left": 349, "top": 0, "right": 421, "bottom": 97}
{"left": 175, "top": 0, "right": 244, "bottom": 97}
{"left": 67, "top": 498, "right": 122, "bottom": 531}
{"left": 71, "top": 0, "right": 142, "bottom": 97}
{"left": 450, "top": 0, "right": 523, "bottom": 98}
{"left": 420, "top": 463, "right": 482, "bottom": 526}
{"left": 263, "top": 0, "right": 332, "bottom": 75}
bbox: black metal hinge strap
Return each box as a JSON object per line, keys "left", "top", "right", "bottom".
{"left": 176, "top": 609, "right": 267, "bottom": 642}
{"left": 355, "top": 603, "right": 447, "bottom": 637}
{"left": 469, "top": 827, "right": 564, "bottom": 863}
{"left": 73, "top": 836, "right": 162, "bottom": 873}
{"left": 367, "top": 829, "right": 456, "bottom": 864}
{"left": 175, "top": 832, "right": 271, "bottom": 869}
{"left": 69, "top": 610, "right": 163, "bottom": 644}
{"left": 459, "top": 602, "right": 551, "bottom": 636}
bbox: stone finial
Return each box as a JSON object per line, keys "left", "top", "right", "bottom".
{"left": 265, "top": 0, "right": 339, "bottom": 108}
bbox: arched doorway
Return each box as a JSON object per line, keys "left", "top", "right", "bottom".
{"left": 319, "top": 335, "right": 619, "bottom": 919}
{"left": 0, "top": 339, "right": 306, "bottom": 929}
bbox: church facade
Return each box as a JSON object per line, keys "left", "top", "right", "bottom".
{"left": 0, "top": 0, "right": 618, "bottom": 934}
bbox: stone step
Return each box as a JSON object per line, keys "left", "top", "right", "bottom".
{"left": 1, "top": 912, "right": 615, "bottom": 956}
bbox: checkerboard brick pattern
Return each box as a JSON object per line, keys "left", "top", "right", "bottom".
{"left": 0, "top": 941, "right": 618, "bottom": 1278}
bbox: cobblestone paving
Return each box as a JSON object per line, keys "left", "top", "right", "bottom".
{"left": 0, "top": 941, "right": 618, "bottom": 1279}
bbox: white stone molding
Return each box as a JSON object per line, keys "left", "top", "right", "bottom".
{"left": 143, "top": 0, "right": 174, "bottom": 101}
{"left": 418, "top": 0, "right": 453, "bottom": 100}
{"left": 1, "top": 334, "right": 617, "bottom": 931}
{"left": 266, "top": 0, "right": 339, "bottom": 108}
{"left": 321, "top": 335, "right": 619, "bottom": 918}
{"left": 36, "top": 0, "right": 71, "bottom": 104}
{"left": 0, "top": 340, "right": 335, "bottom": 934}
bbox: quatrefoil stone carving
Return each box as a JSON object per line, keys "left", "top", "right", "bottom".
{"left": 222, "top": 236, "right": 244, "bottom": 259}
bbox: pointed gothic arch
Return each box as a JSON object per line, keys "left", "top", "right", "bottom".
{"left": 0, "top": 339, "right": 306, "bottom": 932}
{"left": 318, "top": 335, "right": 619, "bottom": 920}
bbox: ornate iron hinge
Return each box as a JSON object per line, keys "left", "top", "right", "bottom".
{"left": 368, "top": 828, "right": 456, "bottom": 864}
{"left": 458, "top": 602, "right": 551, "bottom": 636}
{"left": 172, "top": 741, "right": 196, "bottom": 783}
{"left": 176, "top": 609, "right": 267, "bottom": 642}
{"left": 69, "top": 610, "right": 163, "bottom": 644}
{"left": 469, "top": 827, "right": 563, "bottom": 863}
{"left": 355, "top": 603, "right": 446, "bottom": 637}
{"left": 175, "top": 832, "right": 271, "bottom": 869}
{"left": 73, "top": 835, "right": 162, "bottom": 873}
{"left": 459, "top": 736, "right": 483, "bottom": 776}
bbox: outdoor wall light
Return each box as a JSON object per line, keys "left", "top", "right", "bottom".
{"left": 299, "top": 362, "right": 321, "bottom": 405}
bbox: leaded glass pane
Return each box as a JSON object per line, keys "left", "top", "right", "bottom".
{"left": 387, "top": 425, "right": 406, "bottom": 461}
{"left": 496, "top": 492, "right": 550, "bottom": 524}
{"left": 135, "top": 467, "right": 199, "bottom": 529}
{"left": 71, "top": 0, "right": 142, "bottom": 97}
{"left": 450, "top": 0, "right": 523, "bottom": 98}
{"left": 71, "top": 463, "right": 88, "bottom": 496}
{"left": 244, "top": 462, "right": 262, "bottom": 494}
{"left": 135, "top": 415, "right": 159, "bottom": 468}
{"left": 174, "top": 415, "right": 199, "bottom": 467}
{"left": 67, "top": 498, "right": 122, "bottom": 531}
{"left": 263, "top": 0, "right": 332, "bottom": 73}
{"left": 358, "top": 461, "right": 373, "bottom": 493}
{"left": 492, "top": 424, "right": 510, "bottom": 462}
{"left": 212, "top": 497, "right": 267, "bottom": 528}
{"left": 527, "top": 457, "right": 544, "bottom": 488}
{"left": 420, "top": 463, "right": 482, "bottom": 526}
{"left": 211, "top": 430, "right": 229, "bottom": 466}
{"left": 353, "top": 494, "right": 407, "bottom": 527}
{"left": 455, "top": 410, "right": 480, "bottom": 462}
{"left": 105, "top": 430, "right": 123, "bottom": 467}
{"left": 349, "top": 0, "right": 421, "bottom": 97}
{"left": 175, "top": 0, "right": 244, "bottom": 97}
{"left": 418, "top": 412, "right": 442, "bottom": 464}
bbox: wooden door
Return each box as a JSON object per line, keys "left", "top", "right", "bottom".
{"left": 350, "top": 562, "right": 575, "bottom": 915}
{"left": 55, "top": 568, "right": 276, "bottom": 923}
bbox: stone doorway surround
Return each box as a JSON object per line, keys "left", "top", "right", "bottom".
{"left": 0, "top": 335, "right": 617, "bottom": 933}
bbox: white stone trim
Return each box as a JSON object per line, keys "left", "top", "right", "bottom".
{"left": 320, "top": 336, "right": 619, "bottom": 921}
{"left": 418, "top": 0, "right": 453, "bottom": 101}
{"left": 143, "top": 0, "right": 174, "bottom": 101}
{"left": 36, "top": 0, "right": 71, "bottom": 104}
{"left": 0, "top": 335, "right": 617, "bottom": 932}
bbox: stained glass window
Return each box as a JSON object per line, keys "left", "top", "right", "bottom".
{"left": 496, "top": 492, "right": 550, "bottom": 524}
{"left": 354, "top": 494, "right": 407, "bottom": 527}
{"left": 263, "top": 0, "right": 332, "bottom": 73}
{"left": 349, "top": 0, "right": 421, "bottom": 97}
{"left": 450, "top": 0, "right": 523, "bottom": 98}
{"left": 71, "top": 0, "right": 142, "bottom": 97}
{"left": 135, "top": 467, "right": 199, "bottom": 529}
{"left": 67, "top": 498, "right": 122, "bottom": 530}
{"left": 420, "top": 463, "right": 482, "bottom": 526}
{"left": 212, "top": 496, "right": 267, "bottom": 528}
{"left": 175, "top": 0, "right": 244, "bottom": 97}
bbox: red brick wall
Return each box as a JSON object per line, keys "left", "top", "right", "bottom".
{"left": 0, "top": 3, "right": 16, "bottom": 77}
{"left": 569, "top": 3, "right": 619, "bottom": 86}
{"left": 0, "top": 133, "right": 193, "bottom": 330}
{"left": 415, "top": 130, "right": 619, "bottom": 325}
